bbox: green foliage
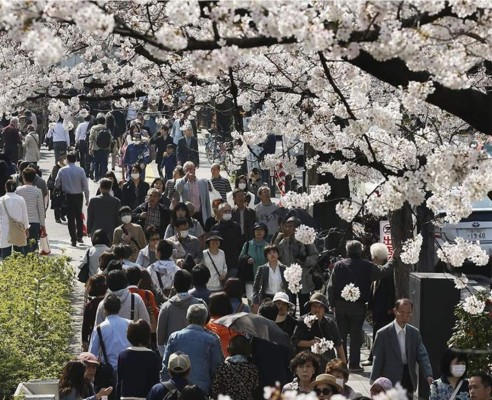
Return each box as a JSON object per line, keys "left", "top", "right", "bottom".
{"left": 0, "top": 253, "right": 74, "bottom": 398}
{"left": 448, "top": 289, "right": 492, "bottom": 374}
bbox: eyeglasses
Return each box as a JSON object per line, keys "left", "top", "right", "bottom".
{"left": 315, "top": 388, "right": 333, "bottom": 396}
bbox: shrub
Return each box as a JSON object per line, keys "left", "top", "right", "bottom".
{"left": 0, "top": 253, "right": 73, "bottom": 397}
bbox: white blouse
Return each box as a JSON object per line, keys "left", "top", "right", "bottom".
{"left": 203, "top": 249, "right": 227, "bottom": 291}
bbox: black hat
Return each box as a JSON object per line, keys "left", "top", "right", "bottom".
{"left": 182, "top": 253, "right": 195, "bottom": 272}
{"left": 252, "top": 222, "right": 268, "bottom": 237}
{"left": 206, "top": 232, "right": 223, "bottom": 242}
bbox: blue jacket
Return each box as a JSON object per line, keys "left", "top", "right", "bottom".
{"left": 161, "top": 324, "right": 223, "bottom": 394}
{"left": 124, "top": 142, "right": 150, "bottom": 166}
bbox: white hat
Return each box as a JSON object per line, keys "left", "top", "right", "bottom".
{"left": 272, "top": 292, "right": 294, "bottom": 308}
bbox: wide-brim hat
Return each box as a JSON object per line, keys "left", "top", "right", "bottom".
{"left": 272, "top": 292, "right": 294, "bottom": 308}
{"left": 309, "top": 374, "right": 343, "bottom": 392}
{"left": 78, "top": 352, "right": 100, "bottom": 366}
{"left": 304, "top": 292, "right": 330, "bottom": 311}
{"left": 206, "top": 233, "right": 223, "bottom": 242}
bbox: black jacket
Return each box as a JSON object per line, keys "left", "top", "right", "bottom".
{"left": 211, "top": 220, "right": 243, "bottom": 274}
{"left": 176, "top": 136, "right": 199, "bottom": 167}
{"left": 121, "top": 179, "right": 150, "bottom": 210}
{"left": 150, "top": 133, "right": 174, "bottom": 164}
{"left": 132, "top": 202, "right": 171, "bottom": 238}
{"left": 232, "top": 206, "right": 256, "bottom": 242}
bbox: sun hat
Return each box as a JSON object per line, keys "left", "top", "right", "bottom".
{"left": 309, "top": 373, "right": 343, "bottom": 392}
{"left": 272, "top": 292, "right": 295, "bottom": 308}
{"left": 304, "top": 292, "right": 330, "bottom": 311}
{"left": 206, "top": 232, "right": 224, "bottom": 242}
{"left": 78, "top": 352, "right": 100, "bottom": 366}
{"left": 168, "top": 352, "right": 191, "bottom": 373}
{"left": 371, "top": 377, "right": 393, "bottom": 392}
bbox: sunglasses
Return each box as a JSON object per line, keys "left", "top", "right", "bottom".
{"left": 315, "top": 388, "right": 333, "bottom": 396}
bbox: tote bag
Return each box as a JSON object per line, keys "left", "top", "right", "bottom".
{"left": 39, "top": 226, "right": 51, "bottom": 255}
{"left": 1, "top": 199, "right": 27, "bottom": 247}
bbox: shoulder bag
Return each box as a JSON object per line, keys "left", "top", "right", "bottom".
{"left": 207, "top": 250, "right": 226, "bottom": 286}
{"left": 77, "top": 248, "right": 91, "bottom": 283}
{"left": 1, "top": 199, "right": 27, "bottom": 247}
{"left": 93, "top": 326, "right": 115, "bottom": 391}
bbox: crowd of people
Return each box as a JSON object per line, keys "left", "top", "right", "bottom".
{"left": 0, "top": 110, "right": 491, "bottom": 400}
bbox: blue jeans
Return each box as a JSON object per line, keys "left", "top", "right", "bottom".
{"left": 25, "top": 222, "right": 40, "bottom": 254}
{"left": 1, "top": 245, "right": 25, "bottom": 259}
{"left": 93, "top": 149, "right": 109, "bottom": 180}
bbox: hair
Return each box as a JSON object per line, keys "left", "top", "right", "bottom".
{"left": 67, "top": 152, "right": 77, "bottom": 163}
{"left": 103, "top": 293, "right": 121, "bottom": 314}
{"left": 84, "top": 114, "right": 92, "bottom": 122}
{"left": 119, "top": 206, "right": 132, "bottom": 216}
{"left": 346, "top": 240, "right": 363, "bottom": 257}
{"left": 156, "top": 240, "right": 173, "bottom": 260}
{"left": 174, "top": 269, "right": 192, "bottom": 293}
{"left": 191, "top": 264, "right": 211, "bottom": 287}
{"left": 145, "top": 225, "right": 160, "bottom": 241}
{"left": 174, "top": 165, "right": 185, "bottom": 179}
{"left": 234, "top": 174, "right": 248, "bottom": 189}
{"left": 127, "top": 319, "right": 151, "bottom": 347}
{"left": 290, "top": 351, "right": 320, "bottom": 377}
{"left": 58, "top": 360, "right": 86, "bottom": 396}
{"left": 22, "top": 167, "right": 36, "bottom": 183}
{"left": 208, "top": 292, "right": 233, "bottom": 317}
{"left": 370, "top": 243, "right": 389, "bottom": 262}
{"left": 151, "top": 177, "right": 164, "bottom": 188}
{"left": 138, "top": 269, "right": 153, "bottom": 291}
{"left": 91, "top": 229, "right": 110, "bottom": 246}
{"left": 174, "top": 217, "right": 189, "bottom": 229}
{"left": 186, "top": 303, "right": 209, "bottom": 326}
{"left": 99, "top": 178, "right": 113, "bottom": 192}
{"left": 264, "top": 244, "right": 279, "bottom": 258}
{"left": 185, "top": 201, "right": 195, "bottom": 215}
{"left": 218, "top": 202, "right": 232, "bottom": 213}
{"left": 105, "top": 113, "right": 114, "bottom": 128}
{"left": 257, "top": 185, "right": 270, "bottom": 197}
{"left": 212, "top": 198, "right": 225, "bottom": 210}
{"left": 10, "top": 116, "right": 19, "bottom": 125}
{"left": 223, "top": 278, "right": 243, "bottom": 299}
{"left": 183, "top": 161, "right": 195, "bottom": 171}
{"left": 86, "top": 274, "right": 107, "bottom": 297}
{"left": 105, "top": 259, "right": 123, "bottom": 273}
{"left": 131, "top": 164, "right": 143, "bottom": 174}
{"left": 395, "top": 298, "right": 413, "bottom": 310}
{"left": 123, "top": 244, "right": 133, "bottom": 259}
{"left": 469, "top": 371, "right": 492, "bottom": 388}
{"left": 440, "top": 349, "right": 467, "bottom": 378}
{"left": 5, "top": 179, "right": 17, "bottom": 193}
{"left": 99, "top": 251, "right": 117, "bottom": 272}
{"left": 180, "top": 385, "right": 207, "bottom": 400}
{"left": 232, "top": 188, "right": 244, "bottom": 199}
{"left": 126, "top": 266, "right": 142, "bottom": 286}
{"left": 228, "top": 335, "right": 251, "bottom": 357}
{"left": 147, "top": 187, "right": 161, "bottom": 197}
{"left": 106, "top": 270, "right": 128, "bottom": 291}
{"left": 325, "top": 358, "right": 349, "bottom": 380}
{"left": 258, "top": 300, "right": 278, "bottom": 322}
{"left": 112, "top": 243, "right": 127, "bottom": 259}
{"left": 172, "top": 202, "right": 192, "bottom": 226}
{"left": 104, "top": 170, "right": 118, "bottom": 183}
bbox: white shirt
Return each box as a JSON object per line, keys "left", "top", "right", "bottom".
{"left": 203, "top": 249, "right": 227, "bottom": 291}
{"left": 394, "top": 320, "right": 407, "bottom": 364}
{"left": 46, "top": 122, "right": 70, "bottom": 146}
{"left": 75, "top": 121, "right": 90, "bottom": 142}
{"left": 266, "top": 264, "right": 283, "bottom": 295}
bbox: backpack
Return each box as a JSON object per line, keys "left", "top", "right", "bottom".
{"left": 95, "top": 127, "right": 112, "bottom": 149}
{"left": 162, "top": 381, "right": 181, "bottom": 400}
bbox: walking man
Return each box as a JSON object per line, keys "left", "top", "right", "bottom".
{"left": 89, "top": 115, "right": 112, "bottom": 181}
{"left": 210, "top": 163, "right": 231, "bottom": 200}
{"left": 54, "top": 152, "right": 89, "bottom": 247}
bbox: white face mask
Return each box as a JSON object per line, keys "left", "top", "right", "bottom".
{"left": 238, "top": 183, "right": 247, "bottom": 190}
{"left": 450, "top": 365, "right": 466, "bottom": 378}
{"left": 336, "top": 378, "right": 345, "bottom": 388}
{"left": 179, "top": 230, "right": 189, "bottom": 239}
{"left": 131, "top": 173, "right": 140, "bottom": 180}
{"left": 121, "top": 215, "right": 132, "bottom": 224}
{"left": 222, "top": 213, "right": 232, "bottom": 221}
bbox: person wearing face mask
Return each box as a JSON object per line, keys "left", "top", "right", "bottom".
{"left": 430, "top": 349, "right": 469, "bottom": 400}
{"left": 112, "top": 206, "right": 147, "bottom": 262}
{"left": 123, "top": 132, "right": 151, "bottom": 179}
{"left": 121, "top": 164, "right": 150, "bottom": 210}
{"left": 211, "top": 202, "right": 243, "bottom": 278}
{"left": 167, "top": 218, "right": 202, "bottom": 266}
{"left": 325, "top": 359, "right": 362, "bottom": 399}
{"left": 227, "top": 175, "right": 256, "bottom": 209}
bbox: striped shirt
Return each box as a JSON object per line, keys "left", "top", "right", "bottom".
{"left": 15, "top": 185, "right": 45, "bottom": 225}
{"left": 211, "top": 176, "right": 232, "bottom": 200}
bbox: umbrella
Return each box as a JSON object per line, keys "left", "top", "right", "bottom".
{"left": 215, "top": 312, "right": 291, "bottom": 348}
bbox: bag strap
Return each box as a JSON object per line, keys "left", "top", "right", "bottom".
{"left": 156, "top": 272, "right": 165, "bottom": 290}
{"left": 235, "top": 302, "right": 245, "bottom": 313}
{"left": 1, "top": 199, "right": 14, "bottom": 222}
{"left": 96, "top": 326, "right": 110, "bottom": 365}
{"left": 207, "top": 250, "right": 221, "bottom": 277}
{"left": 130, "top": 293, "right": 135, "bottom": 320}
{"left": 121, "top": 225, "right": 142, "bottom": 250}
{"left": 31, "top": 134, "right": 39, "bottom": 147}
{"left": 449, "top": 379, "right": 464, "bottom": 400}
{"left": 162, "top": 380, "right": 176, "bottom": 392}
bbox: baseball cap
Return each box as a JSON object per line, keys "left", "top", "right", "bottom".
{"left": 168, "top": 352, "right": 191, "bottom": 373}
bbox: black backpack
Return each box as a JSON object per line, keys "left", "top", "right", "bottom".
{"left": 162, "top": 381, "right": 181, "bottom": 400}
{"left": 96, "top": 127, "right": 112, "bottom": 149}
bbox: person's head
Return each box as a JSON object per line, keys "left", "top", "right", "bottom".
{"left": 273, "top": 292, "right": 294, "bottom": 316}
{"left": 183, "top": 161, "right": 195, "bottom": 176}
{"left": 180, "top": 385, "right": 207, "bottom": 400}
{"left": 227, "top": 335, "right": 251, "bottom": 357}
{"left": 166, "top": 143, "right": 174, "bottom": 154}
{"left": 106, "top": 270, "right": 128, "bottom": 292}
{"left": 173, "top": 165, "right": 185, "bottom": 180}
{"left": 58, "top": 153, "right": 67, "bottom": 166}
{"left": 253, "top": 222, "right": 268, "bottom": 241}
{"left": 138, "top": 269, "right": 153, "bottom": 291}
{"left": 290, "top": 351, "right": 319, "bottom": 383}
{"left": 325, "top": 359, "right": 350, "bottom": 387}
{"left": 145, "top": 225, "right": 160, "bottom": 250}
{"left": 264, "top": 244, "right": 279, "bottom": 263}
{"left": 440, "top": 349, "right": 468, "bottom": 379}
{"left": 67, "top": 152, "right": 77, "bottom": 164}
{"left": 126, "top": 266, "right": 142, "bottom": 286}
{"left": 186, "top": 303, "right": 209, "bottom": 326}
{"left": 218, "top": 202, "right": 232, "bottom": 221}
{"left": 185, "top": 201, "right": 195, "bottom": 216}
{"left": 306, "top": 292, "right": 329, "bottom": 319}
{"left": 174, "top": 218, "right": 190, "bottom": 237}
{"left": 99, "top": 178, "right": 113, "bottom": 193}
{"left": 127, "top": 319, "right": 151, "bottom": 347}
{"left": 183, "top": 125, "right": 193, "bottom": 138}
{"left": 174, "top": 269, "right": 192, "bottom": 293}
{"left": 469, "top": 372, "right": 492, "bottom": 400}
{"left": 258, "top": 300, "right": 278, "bottom": 321}
{"left": 119, "top": 206, "right": 132, "bottom": 224}
{"left": 156, "top": 239, "right": 174, "bottom": 260}
{"left": 10, "top": 116, "right": 19, "bottom": 128}
{"left": 103, "top": 293, "right": 121, "bottom": 316}
{"left": 206, "top": 232, "right": 223, "bottom": 251}
{"left": 370, "top": 377, "right": 393, "bottom": 397}
{"left": 250, "top": 168, "right": 260, "bottom": 182}
{"left": 84, "top": 114, "right": 92, "bottom": 122}
{"left": 21, "top": 167, "right": 36, "bottom": 184}
{"left": 191, "top": 264, "right": 211, "bottom": 288}
{"left": 211, "top": 198, "right": 224, "bottom": 217}
{"left": 131, "top": 164, "right": 142, "bottom": 181}
{"left": 182, "top": 253, "right": 196, "bottom": 272}
{"left": 78, "top": 352, "right": 99, "bottom": 382}
{"left": 112, "top": 243, "right": 127, "bottom": 260}
{"left": 105, "top": 259, "right": 123, "bottom": 273}
{"left": 132, "top": 132, "right": 142, "bottom": 143}
{"left": 147, "top": 187, "right": 161, "bottom": 207}
{"left": 168, "top": 352, "right": 191, "bottom": 378}
{"left": 98, "top": 251, "right": 117, "bottom": 272}
{"left": 283, "top": 217, "right": 299, "bottom": 237}
{"left": 223, "top": 278, "right": 242, "bottom": 299}
{"left": 370, "top": 243, "right": 389, "bottom": 265}
{"left": 91, "top": 229, "right": 110, "bottom": 246}
{"left": 210, "top": 163, "right": 221, "bottom": 178}
{"left": 346, "top": 240, "right": 363, "bottom": 258}
{"left": 151, "top": 177, "right": 164, "bottom": 192}
{"left": 208, "top": 291, "right": 233, "bottom": 317}
{"left": 235, "top": 175, "right": 248, "bottom": 191}
{"left": 5, "top": 179, "right": 17, "bottom": 193}
{"left": 393, "top": 298, "right": 413, "bottom": 327}
{"left": 59, "top": 360, "right": 86, "bottom": 396}
{"left": 86, "top": 274, "right": 107, "bottom": 297}
{"left": 232, "top": 188, "right": 245, "bottom": 207}
{"left": 310, "top": 374, "right": 342, "bottom": 400}
{"left": 258, "top": 186, "right": 271, "bottom": 203}
{"left": 159, "top": 125, "right": 169, "bottom": 136}
{"left": 173, "top": 202, "right": 192, "bottom": 222}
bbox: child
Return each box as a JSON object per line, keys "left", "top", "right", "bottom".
{"left": 161, "top": 143, "right": 177, "bottom": 181}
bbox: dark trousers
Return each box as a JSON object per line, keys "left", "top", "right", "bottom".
{"left": 93, "top": 149, "right": 109, "bottom": 180}
{"left": 53, "top": 141, "right": 67, "bottom": 164}
{"left": 335, "top": 300, "right": 367, "bottom": 367}
{"left": 193, "top": 211, "right": 204, "bottom": 228}
{"left": 66, "top": 193, "right": 84, "bottom": 243}
{"left": 25, "top": 222, "right": 40, "bottom": 253}
{"left": 289, "top": 292, "right": 310, "bottom": 315}
{"left": 1, "top": 245, "right": 25, "bottom": 259}
{"left": 77, "top": 140, "right": 89, "bottom": 174}
{"left": 401, "top": 364, "right": 414, "bottom": 397}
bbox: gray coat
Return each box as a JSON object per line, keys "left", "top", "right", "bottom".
{"left": 87, "top": 193, "right": 121, "bottom": 241}
{"left": 370, "top": 321, "right": 433, "bottom": 389}
{"left": 175, "top": 176, "right": 211, "bottom": 222}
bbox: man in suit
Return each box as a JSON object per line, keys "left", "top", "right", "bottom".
{"left": 87, "top": 178, "right": 121, "bottom": 243}
{"left": 231, "top": 188, "right": 256, "bottom": 242}
{"left": 175, "top": 161, "right": 211, "bottom": 226}
{"left": 176, "top": 124, "right": 199, "bottom": 167}
{"left": 370, "top": 298, "right": 433, "bottom": 396}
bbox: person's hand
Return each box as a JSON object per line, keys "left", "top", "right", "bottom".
{"left": 219, "top": 272, "right": 227, "bottom": 281}
{"left": 95, "top": 386, "right": 113, "bottom": 400}
{"left": 89, "top": 150, "right": 94, "bottom": 156}
{"left": 140, "top": 212, "right": 147, "bottom": 219}
{"left": 247, "top": 257, "right": 254, "bottom": 264}
{"left": 427, "top": 376, "right": 434, "bottom": 385}
{"left": 85, "top": 200, "right": 89, "bottom": 207}
{"left": 176, "top": 259, "right": 184, "bottom": 268}
{"left": 25, "top": 229, "right": 30, "bottom": 239}
{"left": 311, "top": 337, "right": 321, "bottom": 346}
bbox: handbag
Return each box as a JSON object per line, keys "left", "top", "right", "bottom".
{"left": 1, "top": 199, "right": 27, "bottom": 247}
{"left": 51, "top": 189, "right": 67, "bottom": 209}
{"left": 94, "top": 326, "right": 115, "bottom": 391}
{"left": 77, "top": 248, "right": 91, "bottom": 283}
{"left": 206, "top": 250, "right": 226, "bottom": 286}
{"left": 39, "top": 226, "right": 51, "bottom": 256}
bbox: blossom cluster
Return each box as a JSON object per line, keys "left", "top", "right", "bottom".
{"left": 400, "top": 234, "right": 423, "bottom": 265}
{"left": 453, "top": 274, "right": 468, "bottom": 290}
{"left": 294, "top": 225, "right": 317, "bottom": 245}
{"left": 311, "top": 338, "right": 334, "bottom": 355}
{"left": 303, "top": 314, "right": 317, "bottom": 329}
{"left": 462, "top": 295, "right": 486, "bottom": 315}
{"left": 284, "top": 263, "right": 303, "bottom": 294}
{"left": 340, "top": 283, "right": 361, "bottom": 302}
{"left": 436, "top": 237, "right": 489, "bottom": 268}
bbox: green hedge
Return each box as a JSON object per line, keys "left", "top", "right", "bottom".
{"left": 0, "top": 253, "right": 74, "bottom": 397}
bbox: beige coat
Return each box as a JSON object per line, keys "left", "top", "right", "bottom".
{"left": 23, "top": 133, "right": 40, "bottom": 162}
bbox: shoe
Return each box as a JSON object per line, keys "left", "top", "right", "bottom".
{"left": 55, "top": 218, "right": 62, "bottom": 223}
{"left": 361, "top": 360, "right": 373, "bottom": 366}
{"left": 60, "top": 216, "right": 67, "bottom": 222}
{"left": 349, "top": 366, "right": 364, "bottom": 372}
{"left": 77, "top": 238, "right": 84, "bottom": 244}
{"left": 71, "top": 241, "right": 77, "bottom": 247}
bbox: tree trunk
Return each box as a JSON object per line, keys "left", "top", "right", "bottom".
{"left": 416, "top": 204, "right": 436, "bottom": 273}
